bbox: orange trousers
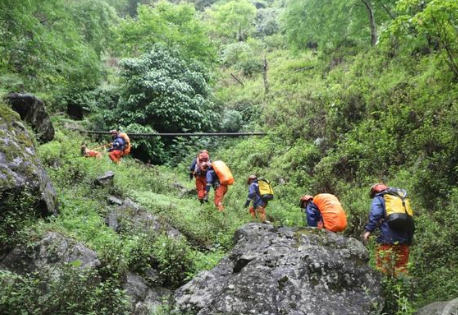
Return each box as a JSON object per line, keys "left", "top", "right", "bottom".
{"left": 109, "top": 150, "right": 123, "bottom": 164}
{"left": 376, "top": 244, "right": 410, "bottom": 276}
{"left": 214, "top": 185, "right": 228, "bottom": 211}
{"left": 195, "top": 176, "right": 207, "bottom": 200}
{"left": 249, "top": 205, "right": 267, "bottom": 222}
{"left": 85, "top": 150, "right": 102, "bottom": 158}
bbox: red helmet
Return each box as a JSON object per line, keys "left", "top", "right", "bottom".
{"left": 247, "top": 175, "right": 257, "bottom": 185}
{"left": 299, "top": 195, "right": 314, "bottom": 207}
{"left": 369, "top": 183, "right": 388, "bottom": 198}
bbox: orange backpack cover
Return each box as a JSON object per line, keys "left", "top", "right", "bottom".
{"left": 119, "top": 132, "right": 131, "bottom": 155}
{"left": 313, "top": 193, "right": 347, "bottom": 232}
{"left": 211, "top": 160, "right": 235, "bottom": 185}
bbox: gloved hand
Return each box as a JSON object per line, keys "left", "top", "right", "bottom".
{"left": 189, "top": 172, "right": 194, "bottom": 181}
{"left": 203, "top": 193, "right": 209, "bottom": 202}
{"left": 244, "top": 200, "right": 251, "bottom": 208}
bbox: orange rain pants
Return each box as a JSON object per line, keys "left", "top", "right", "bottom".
{"left": 109, "top": 150, "right": 124, "bottom": 164}
{"left": 195, "top": 175, "right": 207, "bottom": 201}
{"left": 249, "top": 205, "right": 267, "bottom": 222}
{"left": 214, "top": 184, "right": 228, "bottom": 211}
{"left": 376, "top": 244, "right": 410, "bottom": 276}
{"left": 85, "top": 150, "right": 102, "bottom": 158}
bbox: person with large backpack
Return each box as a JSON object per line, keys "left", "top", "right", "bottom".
{"left": 363, "top": 183, "right": 415, "bottom": 276}
{"left": 299, "top": 193, "right": 347, "bottom": 232}
{"left": 108, "top": 129, "right": 131, "bottom": 163}
{"left": 189, "top": 150, "right": 211, "bottom": 204}
{"left": 108, "top": 130, "right": 126, "bottom": 164}
{"left": 204, "top": 160, "right": 234, "bottom": 212}
{"left": 244, "top": 175, "right": 273, "bottom": 223}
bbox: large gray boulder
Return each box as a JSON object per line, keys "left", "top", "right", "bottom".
{"left": 0, "top": 106, "right": 58, "bottom": 250}
{"left": 175, "top": 223, "right": 383, "bottom": 315}
{"left": 0, "top": 232, "right": 100, "bottom": 274}
{"left": 6, "top": 93, "right": 55, "bottom": 143}
{"left": 416, "top": 298, "right": 458, "bottom": 315}
{"left": 123, "top": 272, "right": 172, "bottom": 315}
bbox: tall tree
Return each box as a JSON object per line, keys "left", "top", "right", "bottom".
{"left": 282, "top": 0, "right": 396, "bottom": 49}
{"left": 109, "top": 44, "right": 217, "bottom": 161}
{"left": 388, "top": 0, "right": 458, "bottom": 78}
{"left": 208, "top": 0, "right": 257, "bottom": 42}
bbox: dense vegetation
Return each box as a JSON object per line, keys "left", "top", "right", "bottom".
{"left": 1, "top": 0, "right": 458, "bottom": 314}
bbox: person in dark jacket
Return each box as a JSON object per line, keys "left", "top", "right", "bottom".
{"left": 205, "top": 164, "right": 227, "bottom": 212}
{"left": 299, "top": 195, "right": 323, "bottom": 228}
{"left": 189, "top": 150, "right": 210, "bottom": 204}
{"left": 108, "top": 130, "right": 125, "bottom": 164}
{"left": 363, "top": 183, "right": 412, "bottom": 275}
{"left": 244, "top": 175, "right": 268, "bottom": 223}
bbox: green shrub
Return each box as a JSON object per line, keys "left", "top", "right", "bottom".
{"left": 0, "top": 264, "right": 130, "bottom": 315}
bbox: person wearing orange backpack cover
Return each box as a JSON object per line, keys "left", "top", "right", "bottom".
{"left": 108, "top": 129, "right": 131, "bottom": 164}
{"left": 363, "top": 183, "right": 414, "bottom": 276}
{"left": 204, "top": 163, "right": 228, "bottom": 212}
{"left": 189, "top": 150, "right": 210, "bottom": 205}
{"left": 299, "top": 193, "right": 347, "bottom": 232}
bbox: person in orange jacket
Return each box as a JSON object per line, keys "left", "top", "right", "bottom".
{"left": 205, "top": 163, "right": 228, "bottom": 212}
{"left": 80, "top": 144, "right": 102, "bottom": 158}
{"left": 108, "top": 130, "right": 126, "bottom": 164}
{"left": 189, "top": 150, "right": 211, "bottom": 204}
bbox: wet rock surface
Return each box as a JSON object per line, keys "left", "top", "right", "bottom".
{"left": 123, "top": 272, "right": 172, "bottom": 315}
{"left": 6, "top": 93, "right": 55, "bottom": 143}
{"left": 0, "top": 232, "right": 100, "bottom": 274}
{"left": 0, "top": 106, "right": 58, "bottom": 222}
{"left": 416, "top": 298, "right": 458, "bottom": 315}
{"left": 174, "top": 223, "right": 383, "bottom": 315}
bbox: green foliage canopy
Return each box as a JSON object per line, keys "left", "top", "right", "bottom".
{"left": 387, "top": 0, "right": 458, "bottom": 78}
{"left": 0, "top": 0, "right": 117, "bottom": 93}
{"left": 98, "top": 44, "right": 217, "bottom": 161}
{"left": 115, "top": 1, "right": 217, "bottom": 64}
{"left": 282, "top": 0, "right": 396, "bottom": 49}
{"left": 208, "top": 0, "right": 257, "bottom": 41}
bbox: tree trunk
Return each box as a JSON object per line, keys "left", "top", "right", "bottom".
{"left": 263, "top": 57, "right": 269, "bottom": 96}
{"left": 361, "top": 0, "right": 377, "bottom": 46}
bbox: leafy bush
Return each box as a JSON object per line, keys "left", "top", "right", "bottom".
{"left": 0, "top": 264, "right": 130, "bottom": 315}
{"left": 0, "top": 189, "right": 37, "bottom": 254}
{"left": 151, "top": 234, "right": 196, "bottom": 288}
{"left": 221, "top": 110, "right": 243, "bottom": 132}
{"left": 98, "top": 44, "right": 218, "bottom": 162}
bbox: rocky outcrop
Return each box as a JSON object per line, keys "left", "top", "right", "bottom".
{"left": 0, "top": 105, "right": 58, "bottom": 229}
{"left": 123, "top": 272, "right": 172, "bottom": 315}
{"left": 106, "top": 198, "right": 182, "bottom": 239}
{"left": 417, "top": 298, "right": 458, "bottom": 315}
{"left": 94, "top": 171, "right": 115, "bottom": 186}
{"left": 0, "top": 232, "right": 100, "bottom": 274}
{"left": 175, "top": 223, "right": 383, "bottom": 315}
{"left": 6, "top": 93, "right": 54, "bottom": 143}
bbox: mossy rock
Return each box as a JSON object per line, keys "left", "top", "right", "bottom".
{"left": 0, "top": 104, "right": 58, "bottom": 253}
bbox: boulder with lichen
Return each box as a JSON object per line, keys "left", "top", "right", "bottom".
{"left": 174, "top": 223, "right": 383, "bottom": 315}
